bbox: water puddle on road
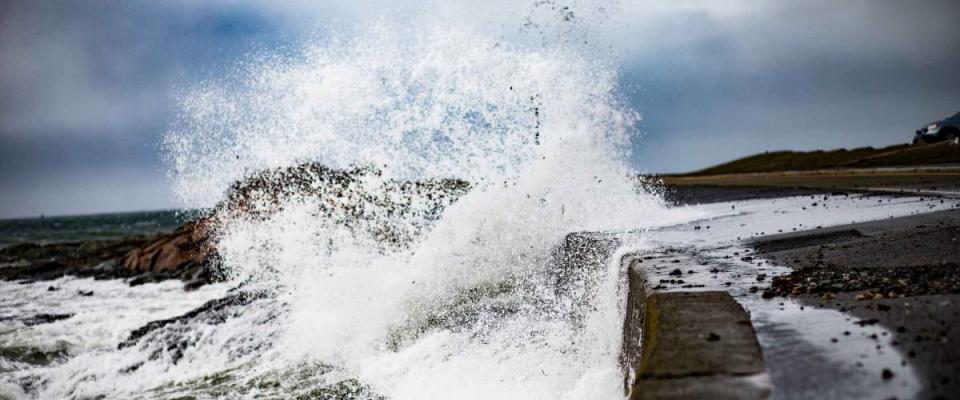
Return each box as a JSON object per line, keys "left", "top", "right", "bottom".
{"left": 619, "top": 193, "right": 960, "bottom": 399}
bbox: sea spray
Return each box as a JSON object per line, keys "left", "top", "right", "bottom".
{"left": 19, "top": 2, "right": 705, "bottom": 399}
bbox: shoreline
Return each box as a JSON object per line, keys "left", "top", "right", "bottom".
{"left": 629, "top": 182, "right": 960, "bottom": 399}
{"left": 748, "top": 207, "right": 960, "bottom": 399}
{"left": 2, "top": 172, "right": 959, "bottom": 398}
{"left": 659, "top": 168, "right": 960, "bottom": 197}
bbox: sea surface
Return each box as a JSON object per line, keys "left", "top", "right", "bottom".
{"left": 1, "top": 194, "right": 956, "bottom": 400}
{"left": 2, "top": 1, "right": 955, "bottom": 399}
{"left": 0, "top": 210, "right": 195, "bottom": 248}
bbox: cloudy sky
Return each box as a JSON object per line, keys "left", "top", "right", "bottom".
{"left": 1, "top": 0, "right": 958, "bottom": 218}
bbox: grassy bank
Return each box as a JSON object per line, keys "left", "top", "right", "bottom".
{"left": 682, "top": 141, "right": 960, "bottom": 177}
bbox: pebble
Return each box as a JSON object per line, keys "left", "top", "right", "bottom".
{"left": 881, "top": 368, "right": 895, "bottom": 380}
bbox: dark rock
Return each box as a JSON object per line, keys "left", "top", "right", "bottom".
{"left": 0, "top": 313, "right": 73, "bottom": 327}
{"left": 0, "top": 240, "right": 135, "bottom": 266}
{"left": 21, "top": 313, "right": 73, "bottom": 326}
{"left": 882, "top": 368, "right": 895, "bottom": 380}
{"left": 119, "top": 289, "right": 268, "bottom": 349}
{"left": 119, "top": 163, "right": 471, "bottom": 288}
{"left": 0, "top": 238, "right": 153, "bottom": 283}
{"left": 2, "top": 163, "right": 472, "bottom": 288}
{"left": 117, "top": 288, "right": 273, "bottom": 364}
{"left": 0, "top": 261, "right": 69, "bottom": 282}
{"left": 295, "top": 379, "right": 386, "bottom": 400}
{"left": 120, "top": 219, "right": 215, "bottom": 281}
{"left": 0, "top": 344, "right": 70, "bottom": 366}
{"left": 761, "top": 263, "right": 960, "bottom": 298}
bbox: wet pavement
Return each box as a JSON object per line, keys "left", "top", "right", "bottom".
{"left": 750, "top": 208, "right": 960, "bottom": 399}
{"left": 617, "top": 188, "right": 960, "bottom": 399}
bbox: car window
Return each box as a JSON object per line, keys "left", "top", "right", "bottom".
{"left": 953, "top": 112, "right": 960, "bottom": 120}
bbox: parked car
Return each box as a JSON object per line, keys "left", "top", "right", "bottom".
{"left": 914, "top": 111, "right": 960, "bottom": 144}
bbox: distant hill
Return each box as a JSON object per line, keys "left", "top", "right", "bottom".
{"left": 682, "top": 141, "right": 960, "bottom": 176}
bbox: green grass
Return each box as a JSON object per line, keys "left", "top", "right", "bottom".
{"left": 683, "top": 141, "right": 960, "bottom": 176}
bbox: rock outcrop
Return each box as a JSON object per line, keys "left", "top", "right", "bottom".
{"left": 119, "top": 218, "right": 217, "bottom": 288}
{"left": 117, "top": 163, "right": 470, "bottom": 286}
{"left": 0, "top": 236, "right": 153, "bottom": 282}
{"left": 2, "top": 163, "right": 470, "bottom": 288}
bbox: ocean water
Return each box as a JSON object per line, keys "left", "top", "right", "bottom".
{"left": 0, "top": 211, "right": 191, "bottom": 248}
{"left": 2, "top": 193, "right": 954, "bottom": 399}
{"left": 6, "top": 2, "right": 704, "bottom": 398}
{"left": 1, "top": 1, "right": 954, "bottom": 399}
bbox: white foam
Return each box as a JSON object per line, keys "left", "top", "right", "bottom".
{"left": 10, "top": 0, "right": 956, "bottom": 393}
{"left": 151, "top": 2, "right": 700, "bottom": 399}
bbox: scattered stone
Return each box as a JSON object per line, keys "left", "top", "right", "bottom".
{"left": 882, "top": 368, "right": 895, "bottom": 380}
{"left": 855, "top": 292, "right": 876, "bottom": 300}
{"left": 762, "top": 263, "right": 960, "bottom": 298}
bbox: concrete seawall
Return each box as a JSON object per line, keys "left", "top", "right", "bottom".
{"left": 620, "top": 254, "right": 769, "bottom": 400}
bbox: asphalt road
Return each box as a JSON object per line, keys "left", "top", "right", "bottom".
{"left": 749, "top": 208, "right": 960, "bottom": 399}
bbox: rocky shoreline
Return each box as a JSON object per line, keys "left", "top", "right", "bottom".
{"left": 0, "top": 226, "right": 217, "bottom": 289}
{"left": 0, "top": 162, "right": 476, "bottom": 388}
{"left": 0, "top": 163, "right": 471, "bottom": 291}
{"left": 4, "top": 166, "right": 958, "bottom": 398}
